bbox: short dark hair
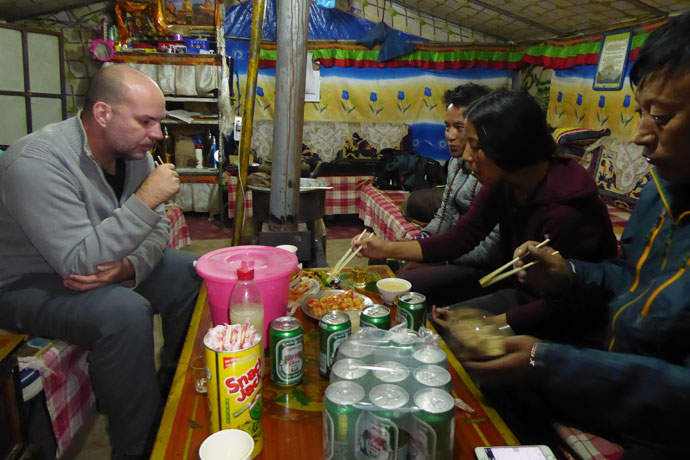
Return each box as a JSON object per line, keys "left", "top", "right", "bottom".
{"left": 443, "top": 83, "right": 491, "bottom": 108}
{"left": 630, "top": 12, "right": 690, "bottom": 88}
{"left": 464, "top": 88, "right": 555, "bottom": 171}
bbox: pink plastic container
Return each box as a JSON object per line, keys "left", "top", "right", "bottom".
{"left": 195, "top": 246, "right": 298, "bottom": 341}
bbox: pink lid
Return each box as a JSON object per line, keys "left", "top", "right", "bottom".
{"left": 195, "top": 245, "right": 298, "bottom": 283}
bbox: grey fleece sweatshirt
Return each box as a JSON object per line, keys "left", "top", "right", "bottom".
{"left": 0, "top": 115, "right": 169, "bottom": 289}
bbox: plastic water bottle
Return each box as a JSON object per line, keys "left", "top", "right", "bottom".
{"left": 229, "top": 261, "right": 264, "bottom": 343}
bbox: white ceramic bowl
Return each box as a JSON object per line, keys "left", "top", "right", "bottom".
{"left": 376, "top": 278, "right": 412, "bottom": 305}
{"left": 199, "top": 429, "right": 254, "bottom": 460}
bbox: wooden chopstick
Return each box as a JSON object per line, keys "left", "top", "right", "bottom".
{"left": 330, "top": 245, "right": 365, "bottom": 279}
{"left": 157, "top": 155, "right": 165, "bottom": 165}
{"left": 478, "top": 238, "right": 551, "bottom": 287}
{"left": 328, "top": 229, "right": 368, "bottom": 280}
{"left": 332, "top": 229, "right": 366, "bottom": 273}
{"left": 481, "top": 250, "right": 560, "bottom": 288}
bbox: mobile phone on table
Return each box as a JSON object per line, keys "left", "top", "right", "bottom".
{"left": 474, "top": 445, "right": 556, "bottom": 460}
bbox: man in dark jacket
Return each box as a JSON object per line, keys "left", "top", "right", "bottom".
{"left": 466, "top": 12, "right": 690, "bottom": 458}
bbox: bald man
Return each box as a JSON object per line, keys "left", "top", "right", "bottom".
{"left": 0, "top": 65, "right": 201, "bottom": 460}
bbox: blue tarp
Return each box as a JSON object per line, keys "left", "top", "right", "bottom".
{"left": 224, "top": 0, "right": 423, "bottom": 42}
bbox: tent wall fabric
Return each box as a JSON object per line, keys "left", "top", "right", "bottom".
{"left": 547, "top": 66, "right": 637, "bottom": 139}
{"left": 229, "top": 38, "right": 512, "bottom": 161}
{"left": 225, "top": 4, "right": 670, "bottom": 162}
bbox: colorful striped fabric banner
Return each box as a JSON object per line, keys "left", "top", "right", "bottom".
{"left": 256, "top": 23, "right": 658, "bottom": 71}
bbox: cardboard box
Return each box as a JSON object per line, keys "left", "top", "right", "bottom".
{"left": 185, "top": 38, "right": 209, "bottom": 54}
{"left": 174, "top": 137, "right": 197, "bottom": 168}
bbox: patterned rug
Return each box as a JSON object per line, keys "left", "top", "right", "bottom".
{"left": 184, "top": 213, "right": 365, "bottom": 241}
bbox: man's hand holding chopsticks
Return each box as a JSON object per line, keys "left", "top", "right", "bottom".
{"left": 513, "top": 241, "right": 571, "bottom": 293}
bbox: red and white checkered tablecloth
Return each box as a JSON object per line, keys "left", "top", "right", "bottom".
{"left": 555, "top": 423, "right": 624, "bottom": 460}
{"left": 20, "top": 341, "right": 95, "bottom": 458}
{"left": 227, "top": 175, "right": 372, "bottom": 218}
{"left": 227, "top": 175, "right": 253, "bottom": 219}
{"left": 358, "top": 182, "right": 422, "bottom": 241}
{"left": 322, "top": 175, "right": 372, "bottom": 215}
{"left": 166, "top": 204, "right": 191, "bottom": 249}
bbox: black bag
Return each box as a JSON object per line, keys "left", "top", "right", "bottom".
{"left": 413, "top": 157, "right": 446, "bottom": 191}
{"left": 373, "top": 148, "right": 405, "bottom": 190}
{"left": 373, "top": 148, "right": 446, "bottom": 191}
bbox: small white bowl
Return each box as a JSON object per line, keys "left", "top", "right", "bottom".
{"left": 199, "top": 429, "right": 254, "bottom": 460}
{"left": 376, "top": 278, "right": 412, "bottom": 305}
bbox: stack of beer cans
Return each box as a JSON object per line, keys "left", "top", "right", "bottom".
{"left": 323, "top": 325, "right": 455, "bottom": 460}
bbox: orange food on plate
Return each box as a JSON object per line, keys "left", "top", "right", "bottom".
{"left": 307, "top": 290, "right": 366, "bottom": 317}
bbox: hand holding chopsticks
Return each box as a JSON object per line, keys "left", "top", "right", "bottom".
{"left": 328, "top": 230, "right": 370, "bottom": 281}
{"left": 480, "top": 238, "right": 560, "bottom": 288}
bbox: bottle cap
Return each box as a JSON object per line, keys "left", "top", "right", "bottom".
{"left": 237, "top": 266, "right": 254, "bottom": 281}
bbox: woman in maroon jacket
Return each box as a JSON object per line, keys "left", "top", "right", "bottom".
{"left": 354, "top": 89, "right": 617, "bottom": 342}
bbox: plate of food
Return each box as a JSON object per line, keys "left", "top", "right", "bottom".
{"left": 303, "top": 289, "right": 373, "bottom": 320}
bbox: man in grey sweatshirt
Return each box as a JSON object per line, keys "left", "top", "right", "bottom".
{"left": 0, "top": 65, "right": 201, "bottom": 460}
{"left": 398, "top": 83, "right": 501, "bottom": 306}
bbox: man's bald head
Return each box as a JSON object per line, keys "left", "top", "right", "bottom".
{"left": 83, "top": 64, "right": 160, "bottom": 115}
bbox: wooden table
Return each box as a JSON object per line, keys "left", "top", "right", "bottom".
{"left": 150, "top": 266, "right": 517, "bottom": 460}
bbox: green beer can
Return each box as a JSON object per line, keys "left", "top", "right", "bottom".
{"left": 396, "top": 292, "right": 427, "bottom": 331}
{"left": 413, "top": 364, "right": 452, "bottom": 394}
{"left": 410, "top": 388, "right": 455, "bottom": 459}
{"left": 412, "top": 345, "right": 448, "bottom": 369}
{"left": 372, "top": 360, "right": 410, "bottom": 386}
{"left": 331, "top": 358, "right": 370, "bottom": 387}
{"left": 357, "top": 384, "right": 410, "bottom": 459}
{"left": 338, "top": 340, "right": 374, "bottom": 364}
{"left": 388, "top": 328, "right": 421, "bottom": 365}
{"left": 319, "top": 310, "right": 351, "bottom": 378}
{"left": 323, "top": 381, "right": 365, "bottom": 460}
{"left": 360, "top": 305, "right": 392, "bottom": 330}
{"left": 269, "top": 316, "right": 303, "bottom": 386}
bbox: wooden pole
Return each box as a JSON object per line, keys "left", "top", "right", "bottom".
{"left": 268, "top": 0, "right": 310, "bottom": 230}
{"left": 232, "top": 0, "right": 266, "bottom": 246}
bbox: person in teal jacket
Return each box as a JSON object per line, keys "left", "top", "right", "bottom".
{"left": 464, "top": 12, "right": 690, "bottom": 459}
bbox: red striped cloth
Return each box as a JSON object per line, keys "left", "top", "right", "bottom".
{"left": 323, "top": 175, "right": 372, "bottom": 215}
{"left": 166, "top": 205, "right": 191, "bottom": 249}
{"left": 227, "top": 175, "right": 254, "bottom": 219}
{"left": 38, "top": 341, "right": 95, "bottom": 458}
{"left": 555, "top": 423, "right": 624, "bottom": 460}
{"left": 227, "top": 175, "right": 373, "bottom": 218}
{"left": 357, "top": 181, "right": 421, "bottom": 241}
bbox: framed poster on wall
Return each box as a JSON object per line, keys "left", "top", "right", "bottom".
{"left": 162, "top": 0, "right": 219, "bottom": 36}
{"left": 593, "top": 30, "right": 632, "bottom": 91}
